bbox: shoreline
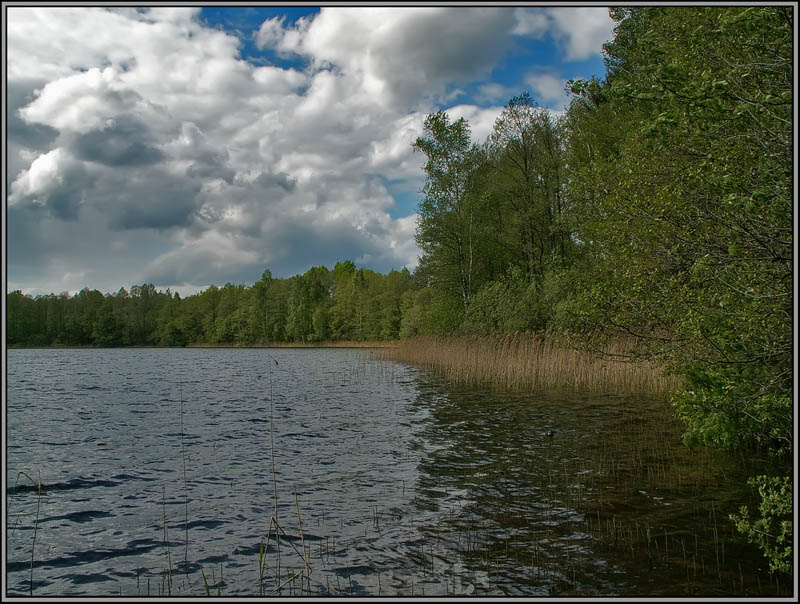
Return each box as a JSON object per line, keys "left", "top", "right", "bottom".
{"left": 7, "top": 341, "right": 399, "bottom": 350}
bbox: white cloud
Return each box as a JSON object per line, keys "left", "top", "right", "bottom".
{"left": 525, "top": 72, "right": 569, "bottom": 108}
{"left": 256, "top": 7, "right": 517, "bottom": 108}
{"left": 6, "top": 6, "right": 608, "bottom": 296}
{"left": 9, "top": 148, "right": 68, "bottom": 202}
{"left": 514, "top": 7, "right": 614, "bottom": 61}
{"left": 445, "top": 104, "right": 505, "bottom": 144}
{"left": 476, "top": 83, "right": 513, "bottom": 104}
{"left": 255, "top": 15, "right": 289, "bottom": 49}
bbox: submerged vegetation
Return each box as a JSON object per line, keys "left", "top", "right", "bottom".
{"left": 6, "top": 7, "right": 791, "bottom": 575}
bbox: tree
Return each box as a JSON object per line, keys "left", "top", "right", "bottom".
{"left": 286, "top": 266, "right": 331, "bottom": 341}
{"left": 413, "top": 111, "right": 484, "bottom": 313}
{"left": 487, "top": 93, "right": 570, "bottom": 281}
{"left": 252, "top": 269, "right": 274, "bottom": 342}
{"left": 563, "top": 6, "right": 792, "bottom": 571}
{"left": 92, "top": 296, "right": 124, "bottom": 346}
{"left": 329, "top": 260, "right": 358, "bottom": 339}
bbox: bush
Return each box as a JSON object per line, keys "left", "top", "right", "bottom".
{"left": 730, "top": 475, "right": 792, "bottom": 574}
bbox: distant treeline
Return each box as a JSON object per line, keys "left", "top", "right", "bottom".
{"left": 6, "top": 262, "right": 415, "bottom": 347}
{"left": 6, "top": 7, "right": 791, "bottom": 572}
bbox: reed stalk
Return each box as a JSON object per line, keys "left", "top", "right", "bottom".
{"left": 162, "top": 484, "right": 172, "bottom": 595}
{"left": 201, "top": 569, "right": 211, "bottom": 596}
{"left": 15, "top": 471, "right": 42, "bottom": 595}
{"left": 179, "top": 380, "right": 189, "bottom": 563}
{"left": 260, "top": 353, "right": 312, "bottom": 594}
{"left": 266, "top": 354, "right": 283, "bottom": 587}
{"left": 295, "top": 488, "right": 311, "bottom": 593}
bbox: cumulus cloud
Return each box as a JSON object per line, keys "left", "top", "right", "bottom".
{"left": 445, "top": 105, "right": 505, "bottom": 144}
{"left": 514, "top": 7, "right": 614, "bottom": 61}
{"left": 7, "top": 80, "right": 60, "bottom": 188}
{"left": 72, "top": 115, "right": 166, "bottom": 167}
{"left": 256, "top": 7, "right": 517, "bottom": 108}
{"left": 525, "top": 72, "right": 569, "bottom": 108}
{"left": 475, "top": 83, "right": 514, "bottom": 104}
{"left": 7, "top": 6, "right": 608, "bottom": 296}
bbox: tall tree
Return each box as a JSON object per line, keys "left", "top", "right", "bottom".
{"left": 488, "top": 93, "right": 570, "bottom": 280}
{"left": 413, "top": 112, "right": 484, "bottom": 313}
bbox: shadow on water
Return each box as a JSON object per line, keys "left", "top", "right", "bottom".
{"left": 404, "top": 376, "right": 791, "bottom": 597}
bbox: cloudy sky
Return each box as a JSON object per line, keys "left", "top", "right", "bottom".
{"left": 6, "top": 5, "right": 616, "bottom": 297}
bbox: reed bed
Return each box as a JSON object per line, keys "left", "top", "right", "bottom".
{"left": 374, "top": 332, "right": 683, "bottom": 397}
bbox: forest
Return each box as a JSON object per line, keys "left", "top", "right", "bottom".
{"left": 6, "top": 8, "right": 792, "bottom": 573}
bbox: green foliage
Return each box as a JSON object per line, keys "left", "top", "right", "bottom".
{"left": 413, "top": 111, "right": 485, "bottom": 311}
{"left": 487, "top": 93, "right": 571, "bottom": 281}
{"left": 730, "top": 475, "right": 793, "bottom": 574}
{"left": 398, "top": 286, "right": 462, "bottom": 338}
{"left": 7, "top": 262, "right": 414, "bottom": 347}
{"left": 564, "top": 5, "right": 791, "bottom": 393}
{"left": 462, "top": 266, "right": 539, "bottom": 334}
{"left": 672, "top": 365, "right": 792, "bottom": 453}
{"left": 561, "top": 6, "right": 792, "bottom": 572}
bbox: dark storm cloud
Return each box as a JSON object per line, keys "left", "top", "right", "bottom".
{"left": 7, "top": 80, "right": 60, "bottom": 187}
{"left": 147, "top": 260, "right": 264, "bottom": 290}
{"left": 7, "top": 201, "right": 178, "bottom": 295}
{"left": 7, "top": 204, "right": 49, "bottom": 275}
{"left": 254, "top": 170, "right": 296, "bottom": 192}
{"left": 47, "top": 190, "right": 83, "bottom": 221}
{"left": 172, "top": 122, "right": 237, "bottom": 184}
{"left": 103, "top": 177, "right": 203, "bottom": 231}
{"left": 186, "top": 160, "right": 235, "bottom": 184}
{"left": 7, "top": 80, "right": 60, "bottom": 147}
{"left": 72, "top": 114, "right": 165, "bottom": 167}
{"left": 10, "top": 152, "right": 94, "bottom": 221}
{"left": 260, "top": 213, "right": 397, "bottom": 278}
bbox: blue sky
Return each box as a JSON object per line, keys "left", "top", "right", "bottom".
{"left": 201, "top": 7, "right": 320, "bottom": 69}
{"left": 6, "top": 5, "right": 615, "bottom": 297}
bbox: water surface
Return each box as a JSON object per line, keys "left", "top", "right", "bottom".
{"left": 5, "top": 348, "right": 789, "bottom": 596}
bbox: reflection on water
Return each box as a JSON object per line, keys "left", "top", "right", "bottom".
{"left": 6, "top": 348, "right": 790, "bottom": 597}
{"left": 409, "top": 380, "right": 788, "bottom": 596}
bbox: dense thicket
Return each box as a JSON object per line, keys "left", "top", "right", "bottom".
{"left": 559, "top": 7, "right": 792, "bottom": 573}
{"left": 6, "top": 7, "right": 791, "bottom": 572}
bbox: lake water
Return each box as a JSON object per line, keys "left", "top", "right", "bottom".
{"left": 5, "top": 348, "right": 790, "bottom": 597}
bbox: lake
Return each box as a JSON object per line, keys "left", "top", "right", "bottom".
{"left": 5, "top": 348, "right": 790, "bottom": 596}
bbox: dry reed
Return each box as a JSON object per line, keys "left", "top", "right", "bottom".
{"left": 374, "top": 332, "right": 682, "bottom": 397}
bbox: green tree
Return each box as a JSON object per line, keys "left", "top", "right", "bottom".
{"left": 563, "top": 6, "right": 792, "bottom": 571}
{"left": 329, "top": 260, "right": 358, "bottom": 339}
{"left": 487, "top": 93, "right": 570, "bottom": 281}
{"left": 93, "top": 296, "right": 124, "bottom": 346}
{"left": 7, "top": 290, "right": 35, "bottom": 346}
{"left": 286, "top": 266, "right": 332, "bottom": 341}
{"left": 413, "top": 111, "right": 484, "bottom": 314}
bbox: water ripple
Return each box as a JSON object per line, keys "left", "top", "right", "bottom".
{"left": 5, "top": 348, "right": 787, "bottom": 598}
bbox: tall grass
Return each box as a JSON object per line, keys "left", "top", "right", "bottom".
{"left": 374, "top": 332, "right": 682, "bottom": 397}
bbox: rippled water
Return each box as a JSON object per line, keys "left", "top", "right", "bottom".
{"left": 6, "top": 348, "right": 790, "bottom": 597}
